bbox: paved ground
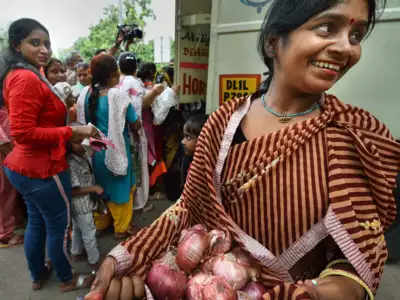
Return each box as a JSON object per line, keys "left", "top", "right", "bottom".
{"left": 0, "top": 197, "right": 399, "bottom": 300}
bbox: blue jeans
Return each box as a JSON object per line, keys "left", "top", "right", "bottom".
{"left": 4, "top": 168, "right": 73, "bottom": 282}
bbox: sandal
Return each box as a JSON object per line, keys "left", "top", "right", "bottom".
{"left": 0, "top": 233, "right": 24, "bottom": 248}
{"left": 60, "top": 273, "right": 95, "bottom": 293}
{"left": 32, "top": 261, "right": 52, "bottom": 291}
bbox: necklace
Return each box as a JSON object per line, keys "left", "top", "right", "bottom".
{"left": 261, "top": 93, "right": 320, "bottom": 123}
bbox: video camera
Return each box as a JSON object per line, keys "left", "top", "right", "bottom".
{"left": 117, "top": 24, "right": 143, "bottom": 41}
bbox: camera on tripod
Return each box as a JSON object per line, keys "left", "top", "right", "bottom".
{"left": 117, "top": 24, "right": 143, "bottom": 41}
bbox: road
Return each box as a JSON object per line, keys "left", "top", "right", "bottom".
{"left": 0, "top": 197, "right": 399, "bottom": 300}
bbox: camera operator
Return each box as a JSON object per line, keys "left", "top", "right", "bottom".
{"left": 97, "top": 24, "right": 143, "bottom": 58}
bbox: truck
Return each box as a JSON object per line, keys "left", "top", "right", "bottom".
{"left": 174, "top": 0, "right": 400, "bottom": 138}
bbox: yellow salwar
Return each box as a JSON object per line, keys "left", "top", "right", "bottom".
{"left": 104, "top": 186, "right": 136, "bottom": 233}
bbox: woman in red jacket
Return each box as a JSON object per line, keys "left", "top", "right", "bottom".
{"left": 0, "top": 18, "right": 97, "bottom": 292}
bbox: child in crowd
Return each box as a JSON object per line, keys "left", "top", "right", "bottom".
{"left": 54, "top": 82, "right": 77, "bottom": 122}
{"left": 72, "top": 62, "right": 91, "bottom": 98}
{"left": 44, "top": 58, "right": 67, "bottom": 85}
{"left": 68, "top": 137, "right": 102, "bottom": 269}
{"left": 180, "top": 114, "right": 208, "bottom": 192}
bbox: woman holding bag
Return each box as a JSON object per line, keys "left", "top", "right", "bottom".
{"left": 86, "top": 0, "right": 400, "bottom": 299}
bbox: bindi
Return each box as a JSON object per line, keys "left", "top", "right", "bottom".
{"left": 349, "top": 18, "right": 355, "bottom": 25}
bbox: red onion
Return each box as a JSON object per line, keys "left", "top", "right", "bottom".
{"left": 202, "top": 276, "right": 237, "bottom": 300}
{"left": 146, "top": 250, "right": 188, "bottom": 300}
{"left": 209, "top": 229, "right": 232, "bottom": 255}
{"left": 231, "top": 247, "right": 260, "bottom": 281}
{"left": 237, "top": 291, "right": 252, "bottom": 300}
{"left": 186, "top": 272, "right": 214, "bottom": 300}
{"left": 240, "top": 282, "right": 267, "bottom": 300}
{"left": 186, "top": 273, "right": 237, "bottom": 300}
{"left": 179, "top": 224, "right": 208, "bottom": 243}
{"left": 212, "top": 253, "right": 250, "bottom": 290}
{"left": 176, "top": 226, "right": 209, "bottom": 273}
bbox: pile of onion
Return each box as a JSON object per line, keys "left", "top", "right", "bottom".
{"left": 186, "top": 272, "right": 237, "bottom": 300}
{"left": 176, "top": 225, "right": 210, "bottom": 273}
{"left": 146, "top": 249, "right": 188, "bottom": 300}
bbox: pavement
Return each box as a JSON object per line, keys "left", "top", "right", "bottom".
{"left": 0, "top": 197, "right": 399, "bottom": 300}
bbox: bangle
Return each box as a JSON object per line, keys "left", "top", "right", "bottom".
{"left": 325, "top": 259, "right": 351, "bottom": 269}
{"left": 319, "top": 268, "right": 374, "bottom": 300}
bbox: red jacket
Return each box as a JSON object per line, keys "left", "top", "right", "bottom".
{"left": 3, "top": 69, "right": 72, "bottom": 178}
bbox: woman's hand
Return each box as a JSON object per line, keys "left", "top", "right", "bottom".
{"left": 92, "top": 185, "right": 104, "bottom": 195}
{"left": 152, "top": 83, "right": 165, "bottom": 96}
{"left": 70, "top": 124, "right": 99, "bottom": 143}
{"left": 130, "top": 120, "right": 142, "bottom": 132}
{"left": 0, "top": 142, "right": 13, "bottom": 156}
{"left": 85, "top": 257, "right": 116, "bottom": 299}
{"left": 297, "top": 276, "right": 365, "bottom": 300}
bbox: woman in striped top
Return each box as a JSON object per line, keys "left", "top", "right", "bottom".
{"left": 86, "top": 0, "right": 400, "bottom": 299}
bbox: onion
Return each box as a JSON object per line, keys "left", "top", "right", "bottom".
{"left": 237, "top": 291, "right": 252, "bottom": 300}
{"left": 209, "top": 229, "right": 232, "bottom": 255}
{"left": 84, "top": 291, "right": 104, "bottom": 300}
{"left": 212, "top": 253, "right": 250, "bottom": 290}
{"left": 146, "top": 250, "right": 188, "bottom": 300}
{"left": 202, "top": 275, "right": 237, "bottom": 300}
{"left": 186, "top": 272, "right": 214, "bottom": 300}
{"left": 179, "top": 224, "right": 208, "bottom": 243}
{"left": 176, "top": 226, "right": 209, "bottom": 273}
{"left": 231, "top": 247, "right": 260, "bottom": 281}
{"left": 240, "top": 282, "right": 267, "bottom": 300}
{"left": 186, "top": 273, "right": 237, "bottom": 300}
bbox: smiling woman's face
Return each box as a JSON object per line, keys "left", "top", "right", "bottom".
{"left": 15, "top": 28, "right": 52, "bottom": 69}
{"left": 271, "top": 0, "right": 369, "bottom": 95}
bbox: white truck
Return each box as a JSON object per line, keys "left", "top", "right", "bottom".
{"left": 174, "top": 0, "right": 400, "bottom": 137}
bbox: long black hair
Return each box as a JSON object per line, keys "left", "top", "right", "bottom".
{"left": 256, "top": 0, "right": 386, "bottom": 97}
{"left": 0, "top": 18, "right": 49, "bottom": 107}
{"left": 88, "top": 54, "right": 118, "bottom": 125}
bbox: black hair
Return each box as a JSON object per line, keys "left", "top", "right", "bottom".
{"left": 94, "top": 49, "right": 107, "bottom": 56}
{"left": 162, "top": 66, "right": 174, "bottom": 85}
{"left": 256, "top": 0, "right": 386, "bottom": 96}
{"left": 136, "top": 62, "right": 156, "bottom": 82}
{"left": 88, "top": 54, "right": 118, "bottom": 125}
{"left": 76, "top": 62, "right": 89, "bottom": 70}
{"left": 0, "top": 18, "right": 49, "bottom": 107}
{"left": 65, "top": 51, "right": 81, "bottom": 67}
{"left": 184, "top": 114, "right": 208, "bottom": 137}
{"left": 118, "top": 52, "right": 137, "bottom": 75}
{"left": 44, "top": 57, "right": 63, "bottom": 77}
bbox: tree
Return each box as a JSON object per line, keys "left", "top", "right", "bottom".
{"left": 70, "top": 0, "right": 155, "bottom": 62}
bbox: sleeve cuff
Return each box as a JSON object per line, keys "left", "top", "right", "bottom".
{"left": 108, "top": 244, "right": 134, "bottom": 277}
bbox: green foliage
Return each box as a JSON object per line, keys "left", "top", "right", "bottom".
{"left": 69, "top": 0, "right": 155, "bottom": 62}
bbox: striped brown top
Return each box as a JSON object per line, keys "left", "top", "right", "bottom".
{"left": 109, "top": 94, "right": 400, "bottom": 299}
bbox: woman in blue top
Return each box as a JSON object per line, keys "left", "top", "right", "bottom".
{"left": 79, "top": 54, "right": 140, "bottom": 239}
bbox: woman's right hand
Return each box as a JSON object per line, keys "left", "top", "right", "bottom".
{"left": 85, "top": 257, "right": 146, "bottom": 300}
{"left": 70, "top": 124, "right": 99, "bottom": 143}
{"left": 85, "top": 257, "right": 116, "bottom": 299}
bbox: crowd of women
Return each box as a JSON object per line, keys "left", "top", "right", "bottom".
{"left": 1, "top": 0, "right": 400, "bottom": 299}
